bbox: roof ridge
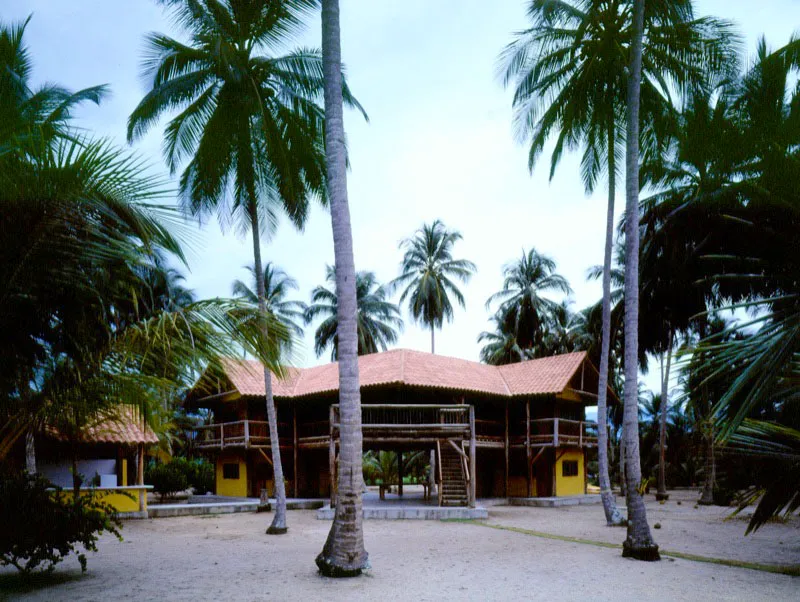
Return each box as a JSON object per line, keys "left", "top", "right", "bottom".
{"left": 494, "top": 362, "right": 512, "bottom": 396}
{"left": 400, "top": 348, "right": 406, "bottom": 383}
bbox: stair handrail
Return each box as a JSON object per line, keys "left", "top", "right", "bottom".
{"left": 459, "top": 441, "right": 470, "bottom": 486}
{"left": 436, "top": 440, "right": 443, "bottom": 507}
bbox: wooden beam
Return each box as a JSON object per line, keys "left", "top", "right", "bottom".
{"left": 469, "top": 405, "right": 476, "bottom": 508}
{"left": 293, "top": 404, "right": 298, "bottom": 498}
{"left": 530, "top": 446, "right": 546, "bottom": 468}
{"left": 258, "top": 448, "right": 273, "bottom": 466}
{"left": 447, "top": 438, "right": 468, "bottom": 460}
{"left": 504, "top": 400, "right": 509, "bottom": 498}
{"left": 398, "top": 451, "right": 403, "bottom": 497}
{"left": 526, "top": 400, "right": 532, "bottom": 498}
{"left": 329, "top": 405, "right": 336, "bottom": 508}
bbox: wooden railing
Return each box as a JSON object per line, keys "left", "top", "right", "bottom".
{"left": 192, "top": 420, "right": 275, "bottom": 449}
{"left": 331, "top": 404, "right": 471, "bottom": 439}
{"left": 529, "top": 418, "right": 598, "bottom": 447}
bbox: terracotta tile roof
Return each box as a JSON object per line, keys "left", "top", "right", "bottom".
{"left": 45, "top": 406, "right": 159, "bottom": 445}
{"left": 217, "top": 349, "right": 593, "bottom": 400}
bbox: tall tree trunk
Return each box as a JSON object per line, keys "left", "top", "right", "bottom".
{"left": 249, "top": 204, "right": 288, "bottom": 535}
{"left": 316, "top": 0, "right": 368, "bottom": 577}
{"left": 622, "top": 0, "right": 659, "bottom": 561}
{"left": 597, "top": 122, "right": 624, "bottom": 526}
{"left": 619, "top": 427, "right": 626, "bottom": 497}
{"left": 25, "top": 429, "right": 36, "bottom": 474}
{"left": 699, "top": 383, "right": 715, "bottom": 505}
{"left": 430, "top": 325, "right": 435, "bottom": 354}
{"left": 656, "top": 341, "right": 672, "bottom": 500}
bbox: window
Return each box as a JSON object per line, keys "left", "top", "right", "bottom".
{"left": 222, "top": 463, "right": 240, "bottom": 480}
{"left": 562, "top": 460, "right": 579, "bottom": 477}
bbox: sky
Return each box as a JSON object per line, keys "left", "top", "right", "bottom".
{"left": 6, "top": 0, "right": 799, "bottom": 395}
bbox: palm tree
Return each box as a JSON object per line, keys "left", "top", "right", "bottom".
{"left": 233, "top": 263, "right": 306, "bottom": 338}
{"left": 478, "top": 315, "right": 528, "bottom": 366}
{"left": 499, "top": 0, "right": 737, "bottom": 529}
{"left": 0, "top": 16, "right": 107, "bottom": 150}
{"left": 621, "top": 0, "right": 659, "bottom": 561}
{"left": 128, "top": 0, "right": 363, "bottom": 536}
{"left": 390, "top": 220, "right": 476, "bottom": 353}
{"left": 486, "top": 249, "right": 571, "bottom": 352}
{"left": 305, "top": 266, "right": 403, "bottom": 360}
{"left": 315, "top": 0, "right": 368, "bottom": 577}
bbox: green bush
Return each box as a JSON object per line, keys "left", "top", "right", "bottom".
{"left": 162, "top": 457, "right": 214, "bottom": 495}
{"left": 145, "top": 463, "right": 188, "bottom": 500}
{"left": 0, "top": 472, "right": 122, "bottom": 574}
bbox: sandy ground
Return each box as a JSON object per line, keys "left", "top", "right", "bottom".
{"left": 2, "top": 490, "right": 797, "bottom": 601}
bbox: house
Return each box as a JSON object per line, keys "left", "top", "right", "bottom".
{"left": 35, "top": 406, "right": 157, "bottom": 517}
{"left": 186, "top": 349, "right": 612, "bottom": 506}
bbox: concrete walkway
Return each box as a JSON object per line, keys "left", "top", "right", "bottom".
{"left": 147, "top": 498, "right": 323, "bottom": 518}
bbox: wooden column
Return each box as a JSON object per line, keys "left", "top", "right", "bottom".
{"left": 329, "top": 405, "right": 336, "bottom": 507}
{"left": 397, "top": 451, "right": 403, "bottom": 497}
{"left": 469, "top": 405, "right": 476, "bottom": 507}
{"left": 553, "top": 417, "right": 559, "bottom": 447}
{"left": 137, "top": 443, "right": 145, "bottom": 512}
{"left": 292, "top": 404, "right": 298, "bottom": 498}
{"left": 504, "top": 400, "right": 509, "bottom": 497}
{"left": 525, "top": 400, "right": 532, "bottom": 498}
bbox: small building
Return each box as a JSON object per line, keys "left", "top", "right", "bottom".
{"left": 35, "top": 406, "right": 157, "bottom": 517}
{"left": 188, "top": 349, "right": 611, "bottom": 506}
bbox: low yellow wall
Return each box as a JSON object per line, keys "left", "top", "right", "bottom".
{"left": 555, "top": 448, "right": 585, "bottom": 497}
{"left": 54, "top": 486, "right": 148, "bottom": 513}
{"left": 216, "top": 452, "right": 248, "bottom": 497}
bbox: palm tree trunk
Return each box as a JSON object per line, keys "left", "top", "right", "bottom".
{"left": 656, "top": 341, "right": 672, "bottom": 500}
{"left": 316, "top": 0, "right": 368, "bottom": 577}
{"left": 698, "top": 428, "right": 715, "bottom": 505}
{"left": 597, "top": 121, "right": 624, "bottom": 526}
{"left": 622, "top": 0, "right": 659, "bottom": 561}
{"left": 430, "top": 325, "right": 435, "bottom": 354}
{"left": 248, "top": 204, "right": 288, "bottom": 535}
{"left": 25, "top": 429, "right": 36, "bottom": 474}
{"left": 619, "top": 427, "right": 626, "bottom": 497}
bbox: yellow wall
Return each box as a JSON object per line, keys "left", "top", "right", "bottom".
{"left": 54, "top": 487, "right": 146, "bottom": 513}
{"left": 555, "top": 448, "right": 585, "bottom": 497}
{"left": 120, "top": 459, "right": 128, "bottom": 486}
{"left": 216, "top": 452, "right": 248, "bottom": 497}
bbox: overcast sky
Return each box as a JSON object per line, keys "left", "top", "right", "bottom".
{"left": 6, "top": 0, "right": 798, "bottom": 394}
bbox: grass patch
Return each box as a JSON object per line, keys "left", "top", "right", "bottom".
{"left": 458, "top": 521, "right": 800, "bottom": 577}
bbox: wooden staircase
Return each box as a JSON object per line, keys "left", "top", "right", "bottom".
{"left": 437, "top": 440, "right": 469, "bottom": 507}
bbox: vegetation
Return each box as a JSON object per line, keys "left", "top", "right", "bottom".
{"left": 390, "top": 220, "right": 476, "bottom": 353}
{"left": 233, "top": 264, "right": 307, "bottom": 338}
{"left": 0, "top": 473, "right": 122, "bottom": 574}
{"left": 306, "top": 266, "right": 403, "bottom": 360}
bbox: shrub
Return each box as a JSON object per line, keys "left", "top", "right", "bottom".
{"left": 161, "top": 457, "right": 214, "bottom": 495}
{"left": 146, "top": 464, "right": 188, "bottom": 501}
{"left": 0, "top": 472, "right": 122, "bottom": 574}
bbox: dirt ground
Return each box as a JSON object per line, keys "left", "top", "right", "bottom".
{"left": 2, "top": 490, "right": 798, "bottom": 601}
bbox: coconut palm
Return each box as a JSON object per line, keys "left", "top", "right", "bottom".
{"left": 499, "top": 0, "right": 737, "bottom": 529}
{"left": 315, "top": 0, "right": 369, "bottom": 577}
{"left": 620, "top": 0, "right": 659, "bottom": 561}
{"left": 478, "top": 315, "right": 528, "bottom": 366}
{"left": 0, "top": 16, "right": 107, "bottom": 150}
{"left": 128, "top": 0, "right": 364, "bottom": 536}
{"left": 306, "top": 266, "right": 403, "bottom": 361}
{"left": 390, "top": 220, "right": 476, "bottom": 353}
{"left": 486, "top": 249, "right": 571, "bottom": 353}
{"left": 233, "top": 263, "right": 306, "bottom": 338}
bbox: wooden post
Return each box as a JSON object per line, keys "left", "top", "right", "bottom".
{"left": 220, "top": 423, "right": 224, "bottom": 450}
{"left": 397, "top": 451, "right": 403, "bottom": 497}
{"left": 469, "top": 405, "right": 476, "bottom": 507}
{"left": 137, "top": 443, "right": 145, "bottom": 512}
{"left": 329, "top": 405, "right": 335, "bottom": 507}
{"left": 504, "top": 400, "right": 509, "bottom": 497}
{"left": 292, "top": 404, "right": 298, "bottom": 499}
{"left": 554, "top": 417, "right": 559, "bottom": 447}
{"left": 525, "top": 400, "right": 532, "bottom": 498}
{"left": 244, "top": 420, "right": 250, "bottom": 448}
{"left": 579, "top": 421, "right": 583, "bottom": 447}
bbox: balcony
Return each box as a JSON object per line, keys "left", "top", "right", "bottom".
{"left": 192, "top": 420, "right": 273, "bottom": 450}
{"left": 530, "top": 418, "right": 597, "bottom": 448}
